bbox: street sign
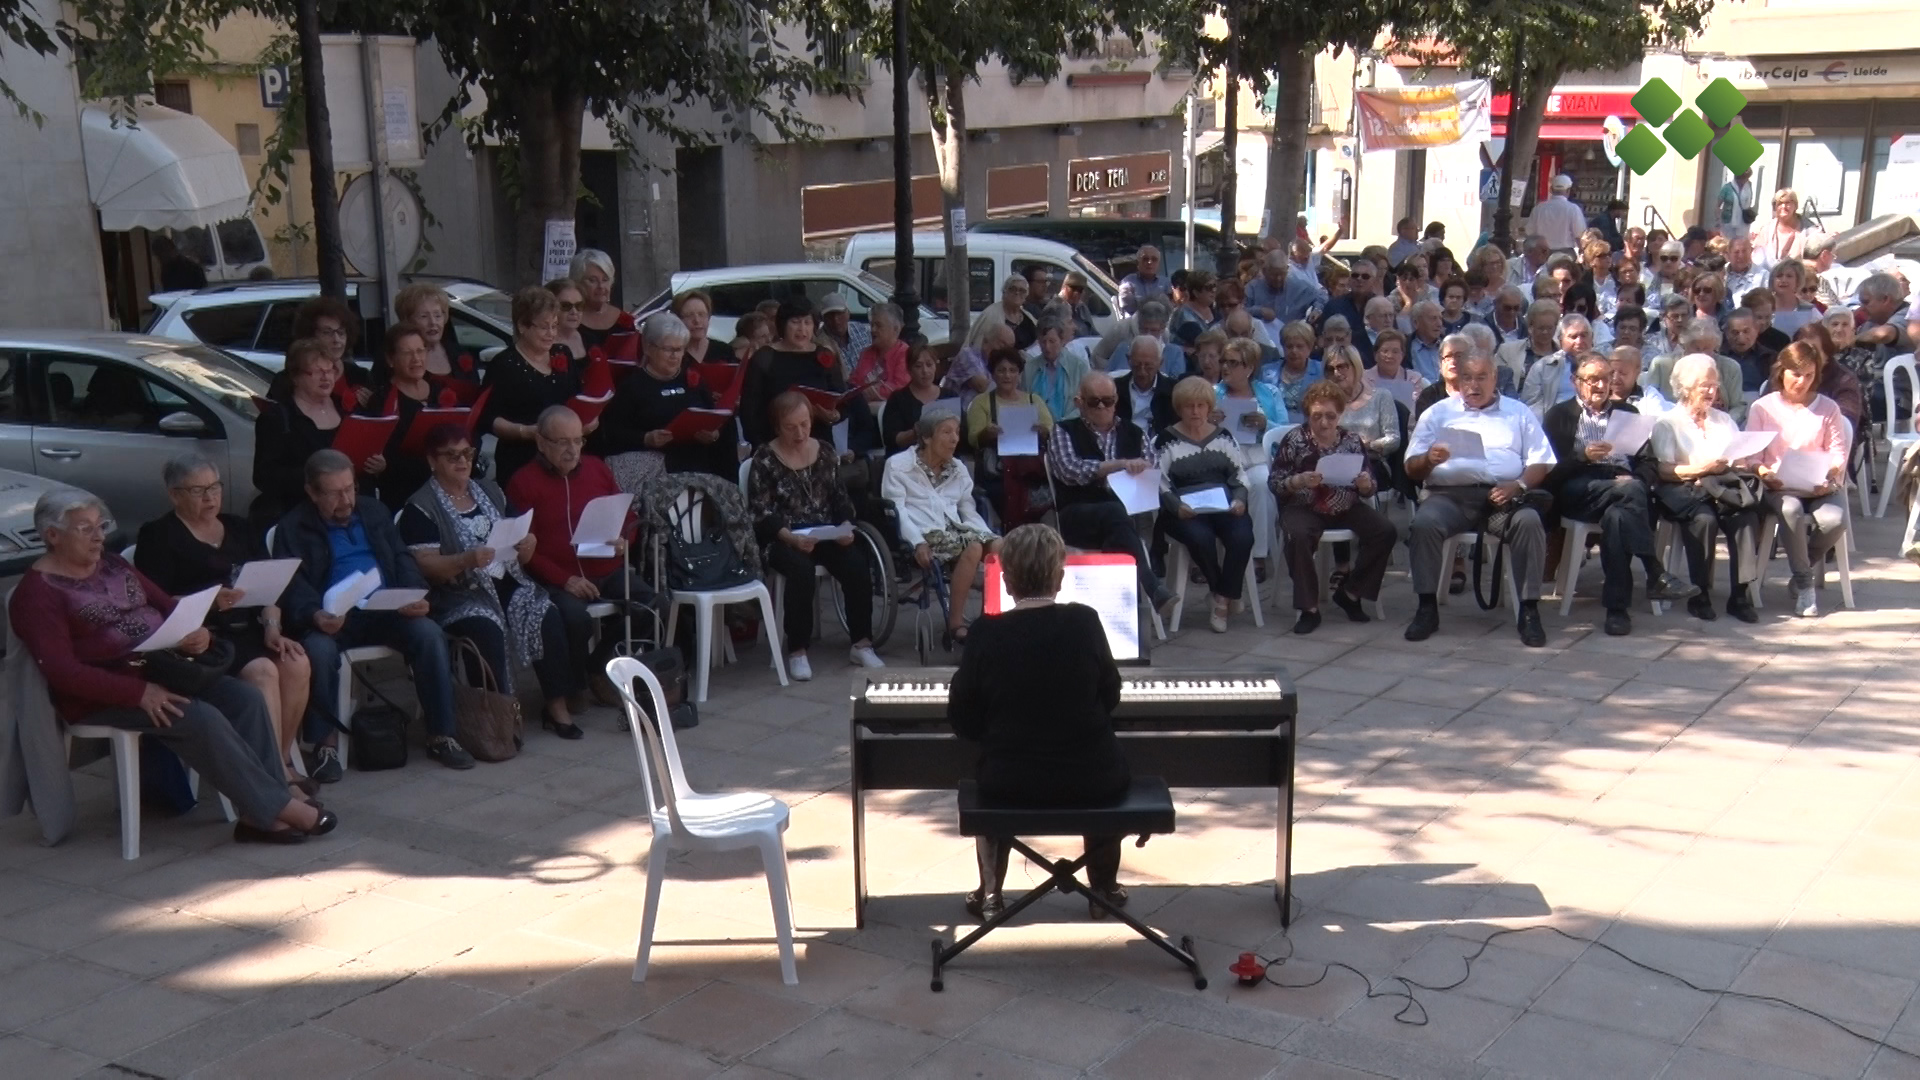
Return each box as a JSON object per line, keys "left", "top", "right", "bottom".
{"left": 259, "top": 65, "right": 290, "bottom": 109}
{"left": 1478, "top": 168, "right": 1500, "bottom": 203}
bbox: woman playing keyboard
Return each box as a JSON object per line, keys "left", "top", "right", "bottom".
{"left": 948, "top": 523, "right": 1130, "bottom": 920}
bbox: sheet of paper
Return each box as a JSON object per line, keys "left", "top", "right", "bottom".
{"left": 1775, "top": 449, "right": 1835, "bottom": 493}
{"left": 1218, "top": 396, "right": 1260, "bottom": 445}
{"left": 572, "top": 493, "right": 633, "bottom": 554}
{"left": 929, "top": 397, "right": 963, "bottom": 419}
{"left": 1719, "top": 429, "right": 1778, "bottom": 463}
{"left": 362, "top": 588, "right": 428, "bottom": 611}
{"left": 996, "top": 404, "right": 1040, "bottom": 457}
{"left": 132, "top": 586, "right": 221, "bottom": 653}
{"left": 1435, "top": 426, "right": 1486, "bottom": 459}
{"left": 1105, "top": 468, "right": 1162, "bottom": 515}
{"left": 793, "top": 523, "right": 854, "bottom": 541}
{"left": 481, "top": 510, "right": 533, "bottom": 566}
{"left": 1179, "top": 486, "right": 1231, "bottom": 513}
{"left": 1315, "top": 453, "right": 1366, "bottom": 487}
{"left": 229, "top": 558, "right": 301, "bottom": 609}
{"left": 989, "top": 556, "right": 1140, "bottom": 661}
{"left": 323, "top": 568, "right": 380, "bottom": 618}
{"left": 1603, "top": 410, "right": 1659, "bottom": 456}
{"left": 832, "top": 419, "right": 850, "bottom": 456}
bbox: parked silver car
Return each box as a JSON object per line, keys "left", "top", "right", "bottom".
{"left": 0, "top": 332, "right": 268, "bottom": 529}
{"left": 0, "top": 466, "right": 92, "bottom": 582}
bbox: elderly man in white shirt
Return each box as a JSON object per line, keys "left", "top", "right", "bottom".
{"left": 1527, "top": 175, "right": 1588, "bottom": 253}
{"left": 1521, "top": 313, "right": 1594, "bottom": 418}
{"left": 1403, "top": 353, "right": 1558, "bottom": 647}
{"left": 1721, "top": 235, "right": 1769, "bottom": 311}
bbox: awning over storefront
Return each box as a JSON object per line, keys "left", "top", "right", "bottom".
{"left": 81, "top": 104, "right": 252, "bottom": 232}
{"left": 1490, "top": 91, "right": 1638, "bottom": 141}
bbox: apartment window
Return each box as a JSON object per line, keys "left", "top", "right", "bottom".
{"left": 234, "top": 123, "right": 262, "bottom": 156}
{"left": 817, "top": 28, "right": 869, "bottom": 84}
{"left": 155, "top": 81, "right": 192, "bottom": 114}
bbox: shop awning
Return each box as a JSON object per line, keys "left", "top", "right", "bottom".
{"left": 81, "top": 103, "right": 252, "bottom": 232}
{"left": 1491, "top": 119, "right": 1608, "bottom": 140}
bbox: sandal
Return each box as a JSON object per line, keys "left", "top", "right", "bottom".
{"left": 1328, "top": 569, "right": 1349, "bottom": 593}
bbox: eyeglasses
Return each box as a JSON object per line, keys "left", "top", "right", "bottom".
{"left": 538, "top": 435, "right": 586, "bottom": 449}
{"left": 60, "top": 518, "right": 115, "bottom": 539}
{"left": 1575, "top": 375, "right": 1611, "bottom": 387}
{"left": 171, "top": 481, "right": 223, "bottom": 499}
{"left": 1693, "top": 286, "right": 1716, "bottom": 295}
{"left": 557, "top": 301, "right": 581, "bottom": 312}
{"left": 1498, "top": 303, "right": 1522, "bottom": 313}
{"left": 1082, "top": 396, "right": 1117, "bottom": 409}
{"left": 432, "top": 448, "right": 475, "bottom": 463}
{"left": 315, "top": 325, "right": 348, "bottom": 339}
{"left": 1659, "top": 255, "right": 1680, "bottom": 262}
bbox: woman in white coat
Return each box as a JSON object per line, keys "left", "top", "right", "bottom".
{"left": 881, "top": 409, "right": 1000, "bottom": 644}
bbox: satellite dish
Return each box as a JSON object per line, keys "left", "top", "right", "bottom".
{"left": 1601, "top": 116, "right": 1627, "bottom": 168}
{"left": 338, "top": 172, "right": 423, "bottom": 277}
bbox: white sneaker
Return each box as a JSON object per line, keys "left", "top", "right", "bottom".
{"left": 1794, "top": 587, "right": 1818, "bottom": 618}
{"left": 788, "top": 653, "right": 813, "bottom": 681}
{"left": 849, "top": 644, "right": 885, "bottom": 668}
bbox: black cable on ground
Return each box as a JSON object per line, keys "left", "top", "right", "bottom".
{"left": 1255, "top": 924, "right": 1920, "bottom": 1063}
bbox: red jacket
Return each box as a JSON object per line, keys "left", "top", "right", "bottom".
{"left": 504, "top": 454, "right": 635, "bottom": 585}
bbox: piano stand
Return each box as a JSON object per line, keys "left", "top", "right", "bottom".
{"left": 930, "top": 779, "right": 1207, "bottom": 993}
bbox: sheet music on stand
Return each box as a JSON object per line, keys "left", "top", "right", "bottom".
{"left": 984, "top": 553, "right": 1141, "bottom": 661}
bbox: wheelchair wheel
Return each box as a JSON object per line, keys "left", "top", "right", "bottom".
{"left": 831, "top": 520, "right": 898, "bottom": 649}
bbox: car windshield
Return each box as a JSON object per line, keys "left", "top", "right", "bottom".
{"left": 139, "top": 344, "right": 271, "bottom": 419}
{"left": 453, "top": 288, "right": 513, "bottom": 324}
{"left": 855, "top": 268, "right": 943, "bottom": 321}
{"left": 1071, "top": 253, "right": 1122, "bottom": 294}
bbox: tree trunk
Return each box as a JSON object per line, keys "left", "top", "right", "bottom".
{"left": 888, "top": 0, "right": 919, "bottom": 342}
{"left": 1498, "top": 69, "right": 1555, "bottom": 255}
{"left": 509, "top": 84, "right": 586, "bottom": 293}
{"left": 1216, "top": 0, "right": 1238, "bottom": 275}
{"left": 293, "top": 0, "right": 343, "bottom": 299}
{"left": 928, "top": 68, "right": 969, "bottom": 344}
{"left": 1262, "top": 40, "right": 1313, "bottom": 244}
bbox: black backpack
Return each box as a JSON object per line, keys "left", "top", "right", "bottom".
{"left": 342, "top": 684, "right": 412, "bottom": 771}
{"left": 662, "top": 491, "right": 754, "bottom": 592}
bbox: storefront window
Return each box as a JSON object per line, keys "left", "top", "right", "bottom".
{"left": 1867, "top": 103, "right": 1920, "bottom": 221}
{"left": 1785, "top": 105, "right": 1866, "bottom": 230}
{"left": 1703, "top": 106, "right": 1783, "bottom": 230}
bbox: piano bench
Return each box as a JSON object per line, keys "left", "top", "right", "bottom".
{"left": 956, "top": 777, "right": 1176, "bottom": 839}
{"left": 932, "top": 777, "right": 1205, "bottom": 993}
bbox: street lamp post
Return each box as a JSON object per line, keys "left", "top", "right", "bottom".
{"left": 890, "top": 0, "right": 921, "bottom": 343}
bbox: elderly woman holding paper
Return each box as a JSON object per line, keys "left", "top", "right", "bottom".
{"left": 881, "top": 409, "right": 998, "bottom": 645}
{"left": 1214, "top": 338, "right": 1282, "bottom": 577}
{"left": 748, "top": 392, "right": 885, "bottom": 681}
{"left": 1269, "top": 381, "right": 1393, "bottom": 635}
{"left": 967, "top": 348, "right": 1054, "bottom": 528}
{"left": 599, "top": 311, "right": 736, "bottom": 481}
{"left": 1153, "top": 377, "right": 1254, "bottom": 633}
{"left": 13, "top": 488, "right": 336, "bottom": 844}
{"left": 1651, "top": 352, "right": 1768, "bottom": 623}
{"left": 136, "top": 453, "right": 313, "bottom": 782}
{"left": 398, "top": 424, "right": 584, "bottom": 738}
{"left": 1744, "top": 341, "right": 1851, "bottom": 618}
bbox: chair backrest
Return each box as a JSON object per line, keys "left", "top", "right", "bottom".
{"left": 667, "top": 489, "right": 705, "bottom": 544}
{"left": 1887, "top": 353, "right": 1917, "bottom": 438}
{"left": 1260, "top": 423, "right": 1298, "bottom": 464}
{"left": 736, "top": 455, "right": 752, "bottom": 498}
{"left": 265, "top": 525, "right": 278, "bottom": 552}
{"left": 121, "top": 544, "right": 136, "bottom": 561}
{"left": 606, "top": 655, "right": 694, "bottom": 831}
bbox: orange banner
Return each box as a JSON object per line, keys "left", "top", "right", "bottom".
{"left": 1355, "top": 81, "right": 1493, "bottom": 152}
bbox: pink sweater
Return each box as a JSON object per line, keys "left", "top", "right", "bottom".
{"left": 1744, "top": 391, "right": 1848, "bottom": 473}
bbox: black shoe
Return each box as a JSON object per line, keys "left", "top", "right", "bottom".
{"left": 1517, "top": 603, "right": 1546, "bottom": 648}
{"left": 542, "top": 716, "right": 585, "bottom": 740}
{"left": 1604, "top": 609, "right": 1632, "bottom": 636}
{"left": 1291, "top": 610, "right": 1321, "bottom": 635}
{"left": 309, "top": 745, "right": 344, "bottom": 784}
{"left": 964, "top": 890, "right": 1004, "bottom": 921}
{"left": 427, "top": 737, "right": 476, "bottom": 770}
{"left": 1687, "top": 595, "right": 1717, "bottom": 621}
{"left": 1727, "top": 587, "right": 1759, "bottom": 624}
{"left": 1404, "top": 603, "right": 1440, "bottom": 642}
{"left": 234, "top": 821, "right": 306, "bottom": 845}
{"left": 1646, "top": 572, "right": 1699, "bottom": 603}
{"left": 307, "top": 809, "right": 338, "bottom": 837}
{"left": 1330, "top": 589, "right": 1370, "bottom": 623}
{"left": 1088, "top": 886, "right": 1129, "bottom": 920}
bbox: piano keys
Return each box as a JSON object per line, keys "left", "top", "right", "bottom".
{"left": 850, "top": 667, "right": 1298, "bottom": 927}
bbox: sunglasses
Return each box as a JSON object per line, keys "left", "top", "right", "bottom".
{"left": 557, "top": 301, "right": 581, "bottom": 312}
{"left": 1082, "top": 396, "right": 1117, "bottom": 409}
{"left": 1693, "top": 286, "right": 1716, "bottom": 295}
{"left": 1660, "top": 255, "right": 1680, "bottom": 262}
{"left": 432, "top": 448, "right": 475, "bottom": 463}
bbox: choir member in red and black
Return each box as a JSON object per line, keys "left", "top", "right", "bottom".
{"left": 265, "top": 296, "right": 371, "bottom": 408}
{"left": 366, "top": 323, "right": 451, "bottom": 511}
{"left": 737, "top": 298, "right": 849, "bottom": 447}
{"left": 394, "top": 282, "right": 484, "bottom": 405}
{"left": 482, "top": 286, "right": 585, "bottom": 486}
{"left": 570, "top": 248, "right": 637, "bottom": 351}
{"left": 547, "top": 276, "right": 588, "bottom": 362}
{"left": 252, "top": 338, "right": 376, "bottom": 530}
{"left": 598, "top": 312, "right": 738, "bottom": 480}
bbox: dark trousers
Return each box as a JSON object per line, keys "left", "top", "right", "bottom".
{"left": 975, "top": 756, "right": 1130, "bottom": 894}
{"left": 1059, "top": 500, "right": 1164, "bottom": 600}
{"left": 447, "top": 605, "right": 577, "bottom": 704}
{"left": 1654, "top": 482, "right": 1760, "bottom": 592}
{"left": 976, "top": 835, "right": 1123, "bottom": 893}
{"left": 302, "top": 611, "right": 454, "bottom": 745}
{"left": 1163, "top": 511, "right": 1255, "bottom": 600}
{"left": 82, "top": 676, "right": 288, "bottom": 829}
{"left": 548, "top": 566, "right": 644, "bottom": 675}
{"left": 765, "top": 538, "right": 874, "bottom": 651}
{"left": 1279, "top": 502, "right": 1395, "bottom": 611}
{"left": 1558, "top": 473, "right": 1661, "bottom": 612}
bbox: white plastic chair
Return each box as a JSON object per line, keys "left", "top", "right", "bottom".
{"left": 1437, "top": 532, "right": 1521, "bottom": 614}
{"left": 608, "top": 656, "right": 797, "bottom": 985}
{"left": 1556, "top": 519, "right": 1664, "bottom": 616}
{"left": 1875, "top": 353, "right": 1917, "bottom": 518}
{"left": 64, "top": 726, "right": 236, "bottom": 860}
{"left": 1166, "top": 539, "right": 1263, "bottom": 631}
{"left": 1756, "top": 418, "right": 1856, "bottom": 611}
{"left": 658, "top": 488, "right": 787, "bottom": 703}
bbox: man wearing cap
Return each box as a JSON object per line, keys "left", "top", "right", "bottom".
{"left": 1527, "top": 175, "right": 1587, "bottom": 254}
{"left": 1053, "top": 272, "right": 1100, "bottom": 339}
{"left": 814, "top": 292, "right": 869, "bottom": 379}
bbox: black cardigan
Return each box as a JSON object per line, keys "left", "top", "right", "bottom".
{"left": 1542, "top": 397, "right": 1648, "bottom": 492}
{"left": 948, "top": 602, "right": 1129, "bottom": 806}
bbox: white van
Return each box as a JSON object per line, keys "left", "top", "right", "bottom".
{"left": 841, "top": 232, "right": 1123, "bottom": 335}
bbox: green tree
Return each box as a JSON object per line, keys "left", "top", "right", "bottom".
{"left": 1407, "top": 0, "right": 1713, "bottom": 248}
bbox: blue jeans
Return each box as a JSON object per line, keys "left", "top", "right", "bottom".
{"left": 302, "top": 610, "right": 454, "bottom": 744}
{"left": 1163, "top": 511, "right": 1255, "bottom": 601}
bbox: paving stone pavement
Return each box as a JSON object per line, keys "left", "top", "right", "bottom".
{"left": 3, "top": 505, "right": 1919, "bottom": 1078}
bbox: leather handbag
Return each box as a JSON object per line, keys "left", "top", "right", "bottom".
{"left": 133, "top": 636, "right": 236, "bottom": 698}
{"left": 448, "top": 636, "right": 522, "bottom": 763}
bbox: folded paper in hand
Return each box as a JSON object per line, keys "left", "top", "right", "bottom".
{"left": 1603, "top": 410, "right": 1659, "bottom": 456}
{"left": 1179, "top": 486, "right": 1231, "bottom": 513}
{"left": 1315, "top": 453, "right": 1366, "bottom": 487}
{"left": 1774, "top": 450, "right": 1834, "bottom": 494}
{"left": 482, "top": 510, "right": 533, "bottom": 567}
{"left": 1105, "top": 468, "right": 1162, "bottom": 515}
{"left": 229, "top": 559, "right": 301, "bottom": 608}
{"left": 323, "top": 569, "right": 382, "bottom": 618}
{"left": 572, "top": 492, "right": 633, "bottom": 558}
{"left": 1435, "top": 426, "right": 1486, "bottom": 460}
{"left": 1718, "top": 430, "right": 1777, "bottom": 463}
{"left": 1219, "top": 397, "right": 1260, "bottom": 445}
{"left": 996, "top": 405, "right": 1040, "bottom": 457}
{"left": 793, "top": 523, "right": 854, "bottom": 541}
{"left": 133, "top": 586, "right": 222, "bottom": 652}
{"left": 363, "top": 588, "right": 428, "bottom": 611}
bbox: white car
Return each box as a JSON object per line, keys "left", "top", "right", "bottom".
{"left": 841, "top": 231, "right": 1123, "bottom": 335}
{"left": 0, "top": 466, "right": 91, "bottom": 583}
{"left": 635, "top": 264, "right": 949, "bottom": 345}
{"left": 145, "top": 278, "right": 516, "bottom": 370}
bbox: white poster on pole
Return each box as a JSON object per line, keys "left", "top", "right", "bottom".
{"left": 542, "top": 219, "right": 577, "bottom": 283}
{"left": 948, "top": 207, "right": 967, "bottom": 246}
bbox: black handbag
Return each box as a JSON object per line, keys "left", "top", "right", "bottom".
{"left": 134, "top": 636, "right": 236, "bottom": 697}
{"left": 663, "top": 495, "right": 754, "bottom": 592}
{"left": 1471, "top": 486, "right": 1556, "bottom": 612}
{"left": 1698, "top": 470, "right": 1764, "bottom": 512}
